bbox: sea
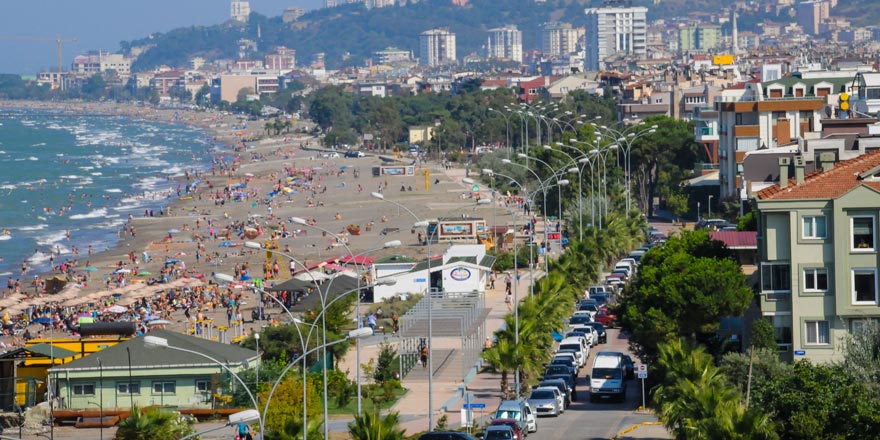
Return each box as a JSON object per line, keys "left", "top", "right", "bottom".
{"left": 0, "top": 109, "right": 214, "bottom": 279}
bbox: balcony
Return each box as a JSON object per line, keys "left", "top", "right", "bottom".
{"left": 695, "top": 126, "right": 719, "bottom": 142}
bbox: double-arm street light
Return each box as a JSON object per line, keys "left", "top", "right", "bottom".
{"left": 371, "top": 193, "right": 490, "bottom": 431}
{"left": 487, "top": 107, "right": 513, "bottom": 159}
{"left": 590, "top": 122, "right": 657, "bottom": 212}
{"left": 543, "top": 144, "right": 585, "bottom": 240}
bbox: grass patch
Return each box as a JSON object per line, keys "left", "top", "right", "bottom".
{"left": 327, "top": 387, "right": 408, "bottom": 416}
{"left": 363, "top": 294, "right": 423, "bottom": 327}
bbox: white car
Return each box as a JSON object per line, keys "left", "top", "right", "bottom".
{"left": 323, "top": 152, "right": 340, "bottom": 158}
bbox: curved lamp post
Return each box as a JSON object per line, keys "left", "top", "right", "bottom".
{"left": 144, "top": 335, "right": 265, "bottom": 436}
{"left": 179, "top": 409, "right": 261, "bottom": 440}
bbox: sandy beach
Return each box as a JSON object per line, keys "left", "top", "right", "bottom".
{"left": 0, "top": 100, "right": 502, "bottom": 352}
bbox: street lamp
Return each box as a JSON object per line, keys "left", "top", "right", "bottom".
{"left": 143, "top": 335, "right": 265, "bottom": 436}
{"left": 488, "top": 107, "right": 513, "bottom": 159}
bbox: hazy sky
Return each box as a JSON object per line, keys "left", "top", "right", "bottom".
{"left": 0, "top": 0, "right": 320, "bottom": 75}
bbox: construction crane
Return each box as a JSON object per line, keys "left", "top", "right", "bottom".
{"left": 0, "top": 35, "right": 79, "bottom": 90}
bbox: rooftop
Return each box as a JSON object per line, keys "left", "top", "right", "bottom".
{"left": 757, "top": 149, "right": 880, "bottom": 200}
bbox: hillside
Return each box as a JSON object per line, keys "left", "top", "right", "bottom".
{"left": 121, "top": 0, "right": 875, "bottom": 71}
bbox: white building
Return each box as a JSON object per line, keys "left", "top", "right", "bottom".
{"left": 541, "top": 22, "right": 579, "bottom": 57}
{"left": 70, "top": 51, "right": 131, "bottom": 77}
{"left": 371, "top": 245, "right": 495, "bottom": 302}
{"left": 584, "top": 4, "right": 648, "bottom": 71}
{"left": 230, "top": 0, "right": 251, "bottom": 22}
{"left": 487, "top": 25, "right": 523, "bottom": 63}
{"left": 420, "top": 28, "right": 457, "bottom": 67}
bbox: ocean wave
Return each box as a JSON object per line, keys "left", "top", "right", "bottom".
{"left": 28, "top": 156, "right": 38, "bottom": 161}
{"left": 27, "top": 252, "right": 51, "bottom": 264}
{"left": 105, "top": 188, "right": 122, "bottom": 193}
{"left": 17, "top": 224, "right": 48, "bottom": 231}
{"left": 69, "top": 208, "right": 108, "bottom": 220}
{"left": 36, "top": 230, "right": 67, "bottom": 246}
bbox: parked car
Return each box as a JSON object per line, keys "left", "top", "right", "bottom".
{"left": 493, "top": 400, "right": 531, "bottom": 435}
{"left": 550, "top": 353, "right": 580, "bottom": 374}
{"left": 490, "top": 418, "right": 526, "bottom": 440}
{"left": 419, "top": 432, "right": 477, "bottom": 440}
{"left": 543, "top": 373, "right": 577, "bottom": 401}
{"left": 582, "top": 322, "right": 608, "bottom": 344}
{"left": 622, "top": 354, "right": 636, "bottom": 380}
{"left": 528, "top": 387, "right": 562, "bottom": 417}
{"left": 344, "top": 150, "right": 365, "bottom": 158}
{"left": 594, "top": 309, "right": 617, "bottom": 328}
{"left": 567, "top": 314, "right": 592, "bottom": 328}
{"left": 544, "top": 363, "right": 576, "bottom": 383}
{"left": 482, "top": 425, "right": 516, "bottom": 440}
{"left": 323, "top": 152, "right": 340, "bottom": 158}
{"left": 590, "top": 352, "right": 627, "bottom": 403}
{"left": 538, "top": 379, "right": 571, "bottom": 408}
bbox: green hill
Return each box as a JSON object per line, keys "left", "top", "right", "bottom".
{"left": 121, "top": 0, "right": 875, "bottom": 71}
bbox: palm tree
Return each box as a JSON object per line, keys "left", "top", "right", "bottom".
{"left": 264, "top": 418, "right": 323, "bottom": 440}
{"left": 114, "top": 405, "right": 195, "bottom": 440}
{"left": 348, "top": 410, "right": 407, "bottom": 440}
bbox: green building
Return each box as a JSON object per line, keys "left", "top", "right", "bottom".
{"left": 679, "top": 24, "right": 722, "bottom": 51}
{"left": 756, "top": 151, "right": 880, "bottom": 363}
{"left": 49, "top": 330, "right": 259, "bottom": 410}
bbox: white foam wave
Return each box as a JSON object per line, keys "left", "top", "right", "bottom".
{"left": 17, "top": 224, "right": 48, "bottom": 231}
{"left": 105, "top": 188, "right": 122, "bottom": 193}
{"left": 69, "top": 208, "right": 108, "bottom": 220}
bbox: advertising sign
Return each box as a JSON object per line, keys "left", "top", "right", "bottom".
{"left": 450, "top": 267, "right": 472, "bottom": 281}
{"left": 440, "top": 222, "right": 474, "bottom": 237}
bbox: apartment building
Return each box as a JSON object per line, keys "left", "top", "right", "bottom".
{"left": 281, "top": 7, "right": 304, "bottom": 23}
{"left": 419, "top": 28, "right": 457, "bottom": 67}
{"left": 373, "top": 47, "right": 413, "bottom": 65}
{"left": 230, "top": 0, "right": 250, "bottom": 22}
{"left": 584, "top": 4, "right": 648, "bottom": 71}
{"left": 755, "top": 150, "right": 880, "bottom": 362}
{"left": 540, "top": 22, "right": 578, "bottom": 57}
{"left": 265, "top": 47, "right": 296, "bottom": 71}
{"left": 715, "top": 73, "right": 851, "bottom": 200}
{"left": 71, "top": 51, "right": 131, "bottom": 77}
{"left": 486, "top": 25, "right": 523, "bottom": 63}
{"left": 679, "top": 24, "right": 722, "bottom": 51}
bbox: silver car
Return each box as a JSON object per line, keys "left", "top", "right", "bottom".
{"left": 527, "top": 388, "right": 561, "bottom": 417}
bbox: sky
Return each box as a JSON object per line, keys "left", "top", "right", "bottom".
{"left": 0, "top": 0, "right": 321, "bottom": 75}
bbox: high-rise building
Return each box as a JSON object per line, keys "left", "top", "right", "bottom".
{"left": 419, "top": 28, "right": 457, "bottom": 67}
{"left": 541, "top": 22, "right": 578, "bottom": 57}
{"left": 679, "top": 24, "right": 722, "bottom": 51}
{"left": 797, "top": 1, "right": 830, "bottom": 35}
{"left": 487, "top": 25, "right": 523, "bottom": 63}
{"left": 230, "top": 1, "right": 250, "bottom": 22}
{"left": 584, "top": 3, "right": 648, "bottom": 71}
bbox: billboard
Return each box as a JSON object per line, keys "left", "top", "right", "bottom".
{"left": 713, "top": 55, "right": 734, "bottom": 66}
{"left": 380, "top": 166, "right": 415, "bottom": 176}
{"left": 440, "top": 222, "right": 474, "bottom": 237}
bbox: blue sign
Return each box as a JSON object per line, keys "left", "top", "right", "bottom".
{"left": 414, "top": 278, "right": 426, "bottom": 283}
{"left": 463, "top": 403, "right": 486, "bottom": 409}
{"left": 794, "top": 350, "right": 806, "bottom": 356}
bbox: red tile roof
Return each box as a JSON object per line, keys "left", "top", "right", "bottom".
{"left": 709, "top": 231, "right": 757, "bottom": 249}
{"left": 757, "top": 149, "right": 880, "bottom": 200}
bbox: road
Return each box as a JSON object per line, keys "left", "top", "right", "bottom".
{"left": 527, "top": 328, "right": 661, "bottom": 440}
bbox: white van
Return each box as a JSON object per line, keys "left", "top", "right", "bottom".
{"left": 590, "top": 352, "right": 627, "bottom": 403}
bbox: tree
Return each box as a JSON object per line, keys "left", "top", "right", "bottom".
{"left": 620, "top": 230, "right": 752, "bottom": 363}
{"left": 258, "top": 374, "right": 324, "bottom": 435}
{"left": 114, "top": 405, "right": 196, "bottom": 440}
{"left": 81, "top": 73, "right": 107, "bottom": 100}
{"left": 664, "top": 189, "right": 689, "bottom": 222}
{"left": 839, "top": 321, "right": 880, "bottom": 398}
{"left": 748, "top": 319, "right": 777, "bottom": 351}
{"left": 628, "top": 116, "right": 700, "bottom": 217}
{"left": 348, "top": 410, "right": 406, "bottom": 440}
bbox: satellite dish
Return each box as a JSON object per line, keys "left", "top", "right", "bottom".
{"left": 823, "top": 105, "right": 833, "bottom": 118}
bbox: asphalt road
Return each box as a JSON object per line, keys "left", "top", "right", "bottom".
{"left": 527, "top": 328, "right": 660, "bottom": 440}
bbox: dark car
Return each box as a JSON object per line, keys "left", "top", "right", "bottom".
{"left": 622, "top": 354, "right": 635, "bottom": 380}
{"left": 578, "top": 298, "right": 598, "bottom": 308}
{"left": 539, "top": 379, "right": 571, "bottom": 407}
{"left": 543, "top": 373, "right": 577, "bottom": 401}
{"left": 545, "top": 363, "right": 576, "bottom": 382}
{"left": 577, "top": 303, "right": 600, "bottom": 314}
{"left": 344, "top": 150, "right": 365, "bottom": 158}
{"left": 483, "top": 425, "right": 516, "bottom": 440}
{"left": 582, "top": 322, "right": 607, "bottom": 344}
{"left": 489, "top": 418, "right": 525, "bottom": 440}
{"left": 419, "top": 432, "right": 477, "bottom": 440}
{"left": 568, "top": 315, "right": 592, "bottom": 326}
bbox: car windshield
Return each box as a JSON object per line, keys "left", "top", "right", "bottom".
{"left": 539, "top": 382, "right": 563, "bottom": 392}
{"left": 485, "top": 430, "right": 513, "bottom": 440}
{"left": 570, "top": 315, "right": 589, "bottom": 324}
{"left": 592, "top": 368, "right": 622, "bottom": 379}
{"left": 494, "top": 410, "right": 520, "bottom": 420}
{"left": 530, "top": 390, "right": 555, "bottom": 399}
{"left": 560, "top": 344, "right": 580, "bottom": 352}
{"left": 587, "top": 323, "right": 606, "bottom": 332}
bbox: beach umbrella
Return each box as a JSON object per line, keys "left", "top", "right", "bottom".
{"left": 244, "top": 172, "right": 255, "bottom": 177}
{"left": 114, "top": 268, "right": 132, "bottom": 274}
{"left": 168, "top": 228, "right": 181, "bottom": 234}
{"left": 103, "top": 305, "right": 126, "bottom": 314}
{"left": 218, "top": 241, "right": 235, "bottom": 247}
{"left": 32, "top": 317, "right": 52, "bottom": 325}
{"left": 84, "top": 266, "right": 98, "bottom": 271}
{"left": 146, "top": 319, "right": 171, "bottom": 326}
{"left": 136, "top": 271, "right": 152, "bottom": 276}
{"left": 143, "top": 315, "right": 161, "bottom": 321}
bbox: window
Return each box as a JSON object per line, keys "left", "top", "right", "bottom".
{"left": 152, "top": 381, "right": 176, "bottom": 395}
{"left": 804, "top": 268, "right": 828, "bottom": 292}
{"left": 805, "top": 320, "right": 830, "bottom": 345}
{"left": 72, "top": 383, "right": 95, "bottom": 396}
{"left": 761, "top": 262, "right": 791, "bottom": 293}
{"left": 766, "top": 314, "right": 792, "bottom": 347}
{"left": 802, "top": 216, "right": 827, "bottom": 239}
{"left": 851, "top": 216, "right": 875, "bottom": 250}
{"left": 850, "top": 319, "right": 876, "bottom": 334}
{"left": 852, "top": 269, "right": 878, "bottom": 304}
{"left": 117, "top": 382, "right": 140, "bottom": 395}
{"left": 195, "top": 380, "right": 211, "bottom": 393}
